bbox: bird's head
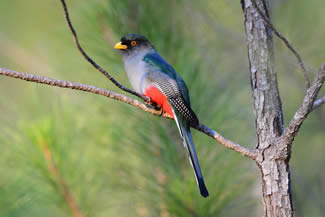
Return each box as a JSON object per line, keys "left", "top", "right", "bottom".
{"left": 114, "top": 33, "right": 154, "bottom": 56}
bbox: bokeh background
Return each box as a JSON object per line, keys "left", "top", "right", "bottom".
{"left": 0, "top": 0, "right": 324, "bottom": 217}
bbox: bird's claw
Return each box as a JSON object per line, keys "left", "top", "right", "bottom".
{"left": 158, "top": 107, "right": 164, "bottom": 116}
{"left": 144, "top": 97, "right": 153, "bottom": 106}
{"left": 144, "top": 99, "right": 164, "bottom": 115}
{"left": 152, "top": 104, "right": 164, "bottom": 116}
{"left": 143, "top": 96, "right": 151, "bottom": 104}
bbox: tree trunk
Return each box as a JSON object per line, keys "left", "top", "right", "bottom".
{"left": 242, "top": 0, "right": 294, "bottom": 216}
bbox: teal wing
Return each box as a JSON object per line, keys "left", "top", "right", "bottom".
{"left": 143, "top": 52, "right": 198, "bottom": 127}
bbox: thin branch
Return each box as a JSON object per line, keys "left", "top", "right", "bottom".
{"left": 251, "top": 0, "right": 311, "bottom": 89}
{"left": 39, "top": 138, "right": 84, "bottom": 217}
{"left": 282, "top": 63, "right": 325, "bottom": 145}
{"left": 196, "top": 124, "right": 258, "bottom": 159}
{"left": 59, "top": 0, "right": 149, "bottom": 102}
{"left": 0, "top": 67, "right": 258, "bottom": 160}
{"left": 0, "top": 67, "right": 162, "bottom": 117}
{"left": 313, "top": 96, "right": 325, "bottom": 110}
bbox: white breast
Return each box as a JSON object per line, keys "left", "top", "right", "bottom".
{"left": 122, "top": 50, "right": 149, "bottom": 94}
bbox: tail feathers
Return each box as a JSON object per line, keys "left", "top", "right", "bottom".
{"left": 184, "top": 129, "right": 209, "bottom": 198}
{"left": 197, "top": 177, "right": 209, "bottom": 198}
{"left": 173, "top": 111, "right": 209, "bottom": 198}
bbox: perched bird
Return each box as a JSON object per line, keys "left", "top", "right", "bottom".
{"left": 114, "top": 33, "right": 209, "bottom": 197}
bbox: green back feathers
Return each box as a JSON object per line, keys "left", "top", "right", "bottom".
{"left": 143, "top": 52, "right": 191, "bottom": 105}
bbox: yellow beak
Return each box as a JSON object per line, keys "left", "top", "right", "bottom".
{"left": 114, "top": 41, "right": 128, "bottom": 50}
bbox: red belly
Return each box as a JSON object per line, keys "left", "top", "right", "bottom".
{"left": 144, "top": 85, "right": 174, "bottom": 118}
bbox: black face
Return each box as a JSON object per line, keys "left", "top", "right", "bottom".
{"left": 120, "top": 33, "right": 153, "bottom": 51}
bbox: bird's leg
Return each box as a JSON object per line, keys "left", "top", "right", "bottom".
{"left": 158, "top": 107, "right": 165, "bottom": 116}
{"left": 151, "top": 106, "right": 164, "bottom": 116}
{"left": 142, "top": 95, "right": 151, "bottom": 103}
{"left": 144, "top": 98, "right": 164, "bottom": 116}
{"left": 151, "top": 102, "right": 164, "bottom": 116}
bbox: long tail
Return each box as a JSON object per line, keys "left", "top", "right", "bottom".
{"left": 173, "top": 111, "right": 209, "bottom": 198}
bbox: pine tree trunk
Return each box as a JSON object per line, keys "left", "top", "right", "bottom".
{"left": 242, "top": 0, "right": 294, "bottom": 216}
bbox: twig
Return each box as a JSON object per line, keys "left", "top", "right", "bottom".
{"left": 0, "top": 67, "right": 162, "bottom": 117}
{"left": 250, "top": 0, "right": 311, "bottom": 89}
{"left": 282, "top": 63, "right": 325, "bottom": 145}
{"left": 0, "top": 67, "right": 258, "bottom": 160}
{"left": 313, "top": 96, "right": 325, "bottom": 110}
{"left": 59, "top": 0, "right": 149, "bottom": 102}
{"left": 196, "top": 124, "right": 257, "bottom": 159}
{"left": 39, "top": 138, "right": 85, "bottom": 217}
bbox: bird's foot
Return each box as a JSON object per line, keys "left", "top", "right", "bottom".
{"left": 144, "top": 97, "right": 154, "bottom": 106}
{"left": 158, "top": 107, "right": 165, "bottom": 116}
{"left": 143, "top": 95, "right": 151, "bottom": 104}
{"left": 144, "top": 100, "right": 164, "bottom": 115}
{"left": 153, "top": 104, "right": 164, "bottom": 116}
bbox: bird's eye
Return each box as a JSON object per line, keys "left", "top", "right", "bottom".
{"left": 131, "top": 41, "right": 136, "bottom": 46}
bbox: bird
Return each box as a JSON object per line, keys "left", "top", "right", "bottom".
{"left": 114, "top": 33, "right": 209, "bottom": 198}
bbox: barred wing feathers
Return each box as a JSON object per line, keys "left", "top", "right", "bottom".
{"left": 143, "top": 53, "right": 199, "bottom": 127}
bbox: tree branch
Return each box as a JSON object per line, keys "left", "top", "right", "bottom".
{"left": 282, "top": 63, "right": 325, "bottom": 145}
{"left": 0, "top": 67, "right": 257, "bottom": 160}
{"left": 251, "top": 0, "right": 311, "bottom": 89}
{"left": 196, "top": 124, "right": 258, "bottom": 159}
{"left": 0, "top": 67, "right": 161, "bottom": 116}
{"left": 313, "top": 96, "right": 325, "bottom": 110}
{"left": 59, "top": 0, "right": 149, "bottom": 102}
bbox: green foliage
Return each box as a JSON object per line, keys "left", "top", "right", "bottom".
{"left": 0, "top": 0, "right": 324, "bottom": 217}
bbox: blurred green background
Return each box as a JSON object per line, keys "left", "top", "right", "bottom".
{"left": 0, "top": 0, "right": 324, "bottom": 217}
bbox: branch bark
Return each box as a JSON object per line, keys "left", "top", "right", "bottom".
{"left": 242, "top": 0, "right": 293, "bottom": 216}
{"left": 281, "top": 64, "right": 325, "bottom": 149}
{"left": 0, "top": 67, "right": 257, "bottom": 160}
{"left": 312, "top": 95, "right": 325, "bottom": 110}
{"left": 251, "top": 0, "right": 310, "bottom": 89}
{"left": 243, "top": 0, "right": 325, "bottom": 216}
